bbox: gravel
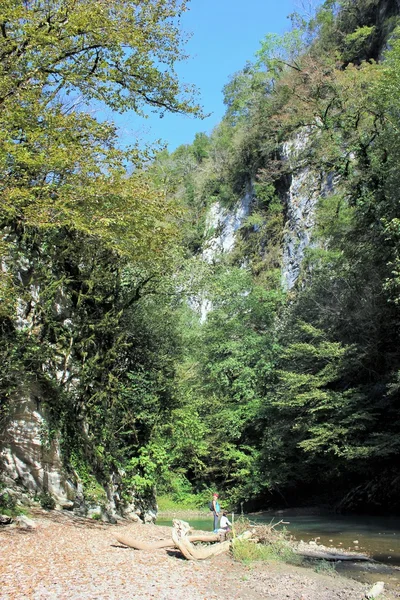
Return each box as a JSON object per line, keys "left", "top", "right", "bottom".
{"left": 0, "top": 509, "right": 398, "bottom": 600}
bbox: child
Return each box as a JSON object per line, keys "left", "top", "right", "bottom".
{"left": 219, "top": 510, "right": 232, "bottom": 532}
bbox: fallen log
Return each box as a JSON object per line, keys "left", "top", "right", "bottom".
{"left": 296, "top": 549, "right": 371, "bottom": 561}
{"left": 115, "top": 519, "right": 253, "bottom": 561}
{"left": 115, "top": 532, "right": 221, "bottom": 551}
{"left": 172, "top": 528, "right": 232, "bottom": 560}
{"left": 171, "top": 519, "right": 253, "bottom": 561}
{"left": 115, "top": 536, "right": 174, "bottom": 550}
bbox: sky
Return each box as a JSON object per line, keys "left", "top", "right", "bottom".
{"left": 102, "top": 0, "right": 309, "bottom": 152}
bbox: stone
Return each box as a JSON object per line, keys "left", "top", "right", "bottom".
{"left": 1, "top": 389, "right": 159, "bottom": 524}
{"left": 0, "top": 515, "right": 13, "bottom": 525}
{"left": 365, "top": 581, "right": 385, "bottom": 599}
{"left": 122, "top": 503, "right": 142, "bottom": 523}
{"left": 202, "top": 187, "right": 252, "bottom": 263}
{"left": 144, "top": 509, "right": 157, "bottom": 524}
{"left": 15, "top": 515, "right": 36, "bottom": 529}
{"left": 87, "top": 506, "right": 102, "bottom": 519}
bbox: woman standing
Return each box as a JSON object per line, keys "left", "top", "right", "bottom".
{"left": 211, "top": 493, "right": 220, "bottom": 532}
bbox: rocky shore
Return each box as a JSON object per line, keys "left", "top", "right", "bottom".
{"left": 0, "top": 509, "right": 399, "bottom": 599}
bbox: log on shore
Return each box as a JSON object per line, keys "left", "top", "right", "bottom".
{"left": 171, "top": 519, "right": 253, "bottom": 561}
{"left": 172, "top": 528, "right": 252, "bottom": 561}
{"left": 115, "top": 533, "right": 221, "bottom": 551}
{"left": 297, "top": 549, "right": 372, "bottom": 561}
{"left": 115, "top": 519, "right": 252, "bottom": 561}
{"left": 172, "top": 529, "right": 229, "bottom": 560}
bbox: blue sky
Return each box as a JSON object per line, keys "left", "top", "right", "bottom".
{"left": 102, "top": 0, "right": 308, "bottom": 152}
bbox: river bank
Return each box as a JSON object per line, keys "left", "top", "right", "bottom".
{"left": 1, "top": 509, "right": 399, "bottom": 599}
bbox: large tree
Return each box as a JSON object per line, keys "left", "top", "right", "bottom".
{"left": 0, "top": 0, "right": 201, "bottom": 503}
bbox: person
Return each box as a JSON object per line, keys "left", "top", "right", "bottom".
{"left": 219, "top": 510, "right": 232, "bottom": 532}
{"left": 211, "top": 492, "right": 220, "bottom": 532}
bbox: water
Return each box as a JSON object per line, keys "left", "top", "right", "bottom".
{"left": 156, "top": 511, "right": 400, "bottom": 588}
{"left": 251, "top": 512, "right": 400, "bottom": 566}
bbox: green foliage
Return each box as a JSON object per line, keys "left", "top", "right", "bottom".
{"left": 157, "top": 476, "right": 210, "bottom": 510}
{"left": 256, "top": 29, "right": 305, "bottom": 74}
{"left": 2, "top": 0, "right": 400, "bottom": 517}
{"left": 313, "top": 560, "right": 337, "bottom": 575}
{"left": 342, "top": 25, "right": 376, "bottom": 62}
{"left": 162, "top": 0, "right": 400, "bottom": 509}
{"left": 0, "top": 0, "right": 201, "bottom": 116}
{"left": 0, "top": 0, "right": 200, "bottom": 316}
{"left": 0, "top": 0, "right": 202, "bottom": 511}
{"left": 0, "top": 486, "right": 30, "bottom": 516}
{"left": 38, "top": 492, "right": 56, "bottom": 511}
{"left": 232, "top": 536, "right": 299, "bottom": 565}
{"left": 123, "top": 443, "right": 172, "bottom": 496}
{"left": 137, "top": 1, "right": 400, "bottom": 511}
{"left": 0, "top": 490, "right": 16, "bottom": 512}
{"left": 70, "top": 454, "right": 107, "bottom": 506}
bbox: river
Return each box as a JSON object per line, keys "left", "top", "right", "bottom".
{"left": 156, "top": 510, "right": 400, "bottom": 588}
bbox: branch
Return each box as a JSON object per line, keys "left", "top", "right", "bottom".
{"left": 124, "top": 275, "right": 157, "bottom": 309}
{"left": 276, "top": 59, "right": 302, "bottom": 72}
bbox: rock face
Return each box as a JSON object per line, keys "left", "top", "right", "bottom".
{"left": 189, "top": 187, "right": 253, "bottom": 322}
{"left": 1, "top": 390, "right": 75, "bottom": 509}
{"left": 0, "top": 390, "right": 157, "bottom": 522}
{"left": 281, "top": 129, "right": 336, "bottom": 290}
{"left": 373, "top": 0, "right": 400, "bottom": 59}
{"left": 202, "top": 187, "right": 252, "bottom": 262}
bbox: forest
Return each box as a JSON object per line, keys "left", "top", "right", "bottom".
{"left": 1, "top": 0, "right": 399, "bottom": 518}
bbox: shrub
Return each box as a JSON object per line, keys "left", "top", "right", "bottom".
{"left": 0, "top": 490, "right": 16, "bottom": 512}
{"left": 231, "top": 519, "right": 301, "bottom": 565}
{"left": 0, "top": 488, "right": 29, "bottom": 516}
{"left": 39, "top": 492, "right": 56, "bottom": 510}
{"left": 232, "top": 537, "right": 300, "bottom": 565}
{"left": 313, "top": 560, "right": 337, "bottom": 576}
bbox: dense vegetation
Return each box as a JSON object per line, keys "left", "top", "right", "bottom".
{"left": 1, "top": 0, "right": 400, "bottom": 515}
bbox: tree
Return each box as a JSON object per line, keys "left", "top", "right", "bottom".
{"left": 0, "top": 0, "right": 201, "bottom": 315}
{"left": 0, "top": 0, "right": 202, "bottom": 506}
{"left": 0, "top": 0, "right": 200, "bottom": 115}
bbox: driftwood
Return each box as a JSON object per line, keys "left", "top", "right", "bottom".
{"left": 296, "top": 549, "right": 371, "bottom": 562}
{"left": 172, "top": 526, "right": 252, "bottom": 560}
{"left": 116, "top": 519, "right": 252, "bottom": 561}
{"left": 116, "top": 519, "right": 221, "bottom": 552}
{"left": 170, "top": 518, "right": 252, "bottom": 561}
{"left": 172, "top": 527, "right": 230, "bottom": 560}
{"left": 115, "top": 533, "right": 220, "bottom": 551}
